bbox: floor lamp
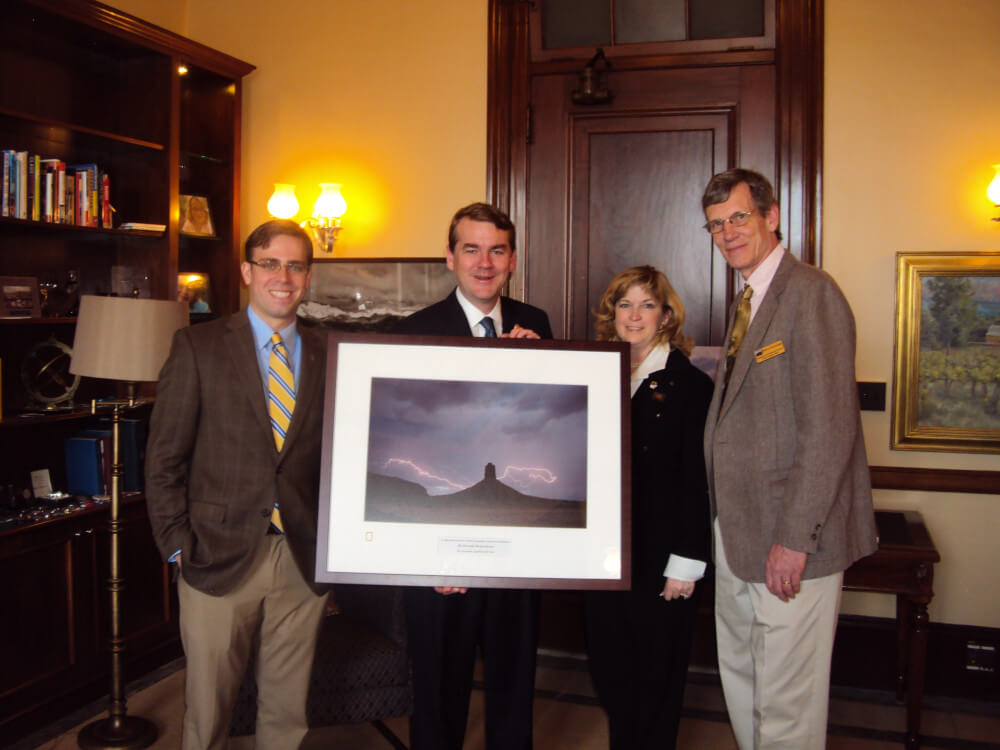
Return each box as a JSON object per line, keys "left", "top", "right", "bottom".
{"left": 70, "top": 295, "right": 188, "bottom": 750}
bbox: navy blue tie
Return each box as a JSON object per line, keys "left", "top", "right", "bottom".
{"left": 480, "top": 317, "right": 497, "bottom": 338}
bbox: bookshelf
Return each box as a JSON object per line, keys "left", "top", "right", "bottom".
{"left": 0, "top": 1, "right": 254, "bottom": 743}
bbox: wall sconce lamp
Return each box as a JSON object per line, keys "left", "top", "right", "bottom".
{"left": 267, "top": 183, "right": 300, "bottom": 219}
{"left": 988, "top": 165, "right": 1000, "bottom": 222}
{"left": 306, "top": 183, "right": 347, "bottom": 254}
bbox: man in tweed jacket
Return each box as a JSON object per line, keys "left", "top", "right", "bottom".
{"left": 701, "top": 169, "right": 877, "bottom": 750}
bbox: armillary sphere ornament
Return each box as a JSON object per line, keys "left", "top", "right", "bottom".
{"left": 21, "top": 335, "right": 80, "bottom": 410}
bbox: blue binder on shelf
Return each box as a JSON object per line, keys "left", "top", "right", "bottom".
{"left": 64, "top": 436, "right": 104, "bottom": 496}
{"left": 82, "top": 418, "right": 147, "bottom": 493}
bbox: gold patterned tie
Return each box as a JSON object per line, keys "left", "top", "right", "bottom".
{"left": 267, "top": 333, "right": 295, "bottom": 533}
{"left": 724, "top": 285, "right": 753, "bottom": 384}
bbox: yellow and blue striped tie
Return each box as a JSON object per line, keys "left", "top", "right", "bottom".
{"left": 267, "top": 333, "right": 295, "bottom": 532}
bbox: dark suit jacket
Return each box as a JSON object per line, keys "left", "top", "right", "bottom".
{"left": 394, "top": 288, "right": 553, "bottom": 339}
{"left": 145, "top": 310, "right": 328, "bottom": 596}
{"left": 631, "top": 348, "right": 713, "bottom": 592}
{"left": 703, "top": 251, "right": 878, "bottom": 582}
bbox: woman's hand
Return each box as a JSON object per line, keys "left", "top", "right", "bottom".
{"left": 661, "top": 577, "right": 694, "bottom": 601}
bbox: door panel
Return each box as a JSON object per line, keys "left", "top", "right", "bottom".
{"left": 525, "top": 64, "right": 776, "bottom": 345}
{"left": 571, "top": 114, "right": 728, "bottom": 344}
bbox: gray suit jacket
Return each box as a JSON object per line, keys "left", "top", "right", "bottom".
{"left": 703, "top": 252, "right": 877, "bottom": 582}
{"left": 145, "top": 310, "right": 328, "bottom": 596}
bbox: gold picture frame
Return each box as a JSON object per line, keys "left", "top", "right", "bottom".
{"left": 892, "top": 252, "right": 1000, "bottom": 454}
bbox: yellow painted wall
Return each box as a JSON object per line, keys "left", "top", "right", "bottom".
{"left": 108, "top": 0, "right": 998, "bottom": 627}
{"left": 112, "top": 0, "right": 488, "bottom": 258}
{"left": 826, "top": 0, "right": 1000, "bottom": 627}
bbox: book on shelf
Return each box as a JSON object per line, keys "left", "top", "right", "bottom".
{"left": 1, "top": 151, "right": 111, "bottom": 227}
{"left": 119, "top": 221, "right": 166, "bottom": 232}
{"left": 1, "top": 149, "right": 10, "bottom": 217}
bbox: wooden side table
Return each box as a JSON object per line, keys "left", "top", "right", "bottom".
{"left": 843, "top": 510, "right": 940, "bottom": 750}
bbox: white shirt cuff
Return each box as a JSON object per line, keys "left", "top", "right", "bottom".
{"left": 663, "top": 554, "right": 706, "bottom": 582}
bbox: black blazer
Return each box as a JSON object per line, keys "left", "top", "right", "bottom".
{"left": 630, "top": 348, "right": 713, "bottom": 592}
{"left": 394, "top": 289, "right": 553, "bottom": 339}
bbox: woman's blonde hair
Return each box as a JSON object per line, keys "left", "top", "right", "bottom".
{"left": 594, "top": 265, "right": 694, "bottom": 356}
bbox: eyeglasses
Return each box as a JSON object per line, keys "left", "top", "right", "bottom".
{"left": 703, "top": 210, "right": 755, "bottom": 234}
{"left": 247, "top": 258, "right": 310, "bottom": 274}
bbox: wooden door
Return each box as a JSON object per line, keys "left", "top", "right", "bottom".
{"left": 525, "top": 64, "right": 776, "bottom": 345}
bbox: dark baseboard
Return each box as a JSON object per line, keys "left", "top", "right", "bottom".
{"left": 831, "top": 614, "right": 999, "bottom": 703}
{"left": 543, "top": 590, "right": 999, "bottom": 706}
{"left": 1, "top": 638, "right": 183, "bottom": 749}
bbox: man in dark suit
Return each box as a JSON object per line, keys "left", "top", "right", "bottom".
{"left": 146, "top": 220, "right": 329, "bottom": 750}
{"left": 701, "top": 169, "right": 878, "bottom": 749}
{"left": 395, "top": 203, "right": 552, "bottom": 750}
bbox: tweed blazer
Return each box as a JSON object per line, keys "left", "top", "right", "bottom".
{"left": 703, "top": 252, "right": 878, "bottom": 582}
{"left": 145, "top": 310, "right": 328, "bottom": 596}
{"left": 393, "top": 288, "right": 553, "bottom": 339}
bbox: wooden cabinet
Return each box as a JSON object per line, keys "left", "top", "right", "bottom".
{"left": 0, "top": 1, "right": 253, "bottom": 742}
{"left": 0, "top": 493, "right": 177, "bottom": 744}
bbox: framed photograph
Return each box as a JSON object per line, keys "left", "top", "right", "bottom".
{"left": 179, "top": 194, "right": 214, "bottom": 236}
{"left": 177, "top": 272, "right": 212, "bottom": 313}
{"left": 316, "top": 332, "right": 631, "bottom": 589}
{"left": 892, "top": 251, "right": 1000, "bottom": 454}
{"left": 299, "top": 258, "right": 453, "bottom": 331}
{"left": 0, "top": 276, "right": 41, "bottom": 318}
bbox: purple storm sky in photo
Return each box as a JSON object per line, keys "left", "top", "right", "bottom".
{"left": 367, "top": 377, "right": 588, "bottom": 501}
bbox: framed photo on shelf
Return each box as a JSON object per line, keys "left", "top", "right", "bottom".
{"left": 299, "top": 257, "right": 453, "bottom": 332}
{"left": 315, "top": 332, "right": 631, "bottom": 590}
{"left": 0, "top": 276, "right": 41, "bottom": 318}
{"left": 892, "top": 251, "right": 1000, "bottom": 454}
{"left": 177, "top": 273, "right": 212, "bottom": 313}
{"left": 179, "top": 194, "right": 214, "bottom": 236}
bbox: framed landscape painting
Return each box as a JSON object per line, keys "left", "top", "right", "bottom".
{"left": 892, "top": 251, "right": 1000, "bottom": 454}
{"left": 315, "top": 332, "right": 631, "bottom": 589}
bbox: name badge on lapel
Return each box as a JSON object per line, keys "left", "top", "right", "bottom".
{"left": 754, "top": 340, "right": 786, "bottom": 363}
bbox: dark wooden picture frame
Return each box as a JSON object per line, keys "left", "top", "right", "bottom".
{"left": 315, "top": 331, "right": 631, "bottom": 590}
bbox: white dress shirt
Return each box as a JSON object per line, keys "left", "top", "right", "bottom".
{"left": 454, "top": 288, "right": 502, "bottom": 337}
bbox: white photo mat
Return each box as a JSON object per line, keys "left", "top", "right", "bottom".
{"left": 315, "top": 333, "right": 630, "bottom": 589}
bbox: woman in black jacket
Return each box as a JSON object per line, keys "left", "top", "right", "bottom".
{"left": 585, "top": 265, "right": 713, "bottom": 750}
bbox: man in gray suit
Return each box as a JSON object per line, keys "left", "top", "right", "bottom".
{"left": 146, "top": 220, "right": 329, "bottom": 749}
{"left": 701, "top": 169, "right": 877, "bottom": 749}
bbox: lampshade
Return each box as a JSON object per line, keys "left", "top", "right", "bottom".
{"left": 267, "top": 183, "right": 299, "bottom": 219}
{"left": 70, "top": 296, "right": 188, "bottom": 382}
{"left": 312, "top": 183, "right": 347, "bottom": 220}
{"left": 988, "top": 165, "right": 1000, "bottom": 206}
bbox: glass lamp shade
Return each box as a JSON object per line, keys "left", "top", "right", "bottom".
{"left": 988, "top": 165, "right": 1000, "bottom": 206}
{"left": 313, "top": 183, "right": 347, "bottom": 220}
{"left": 70, "top": 296, "right": 188, "bottom": 382}
{"left": 267, "top": 183, "right": 299, "bottom": 219}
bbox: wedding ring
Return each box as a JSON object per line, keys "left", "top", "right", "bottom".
{"left": 781, "top": 578, "right": 791, "bottom": 585}
{"left": 680, "top": 593, "right": 689, "bottom": 599}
